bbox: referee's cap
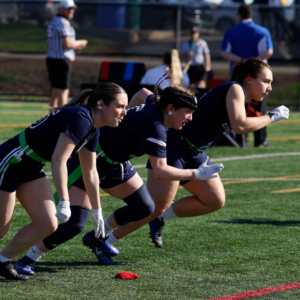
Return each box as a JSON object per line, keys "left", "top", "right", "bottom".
{"left": 59, "top": 0, "right": 77, "bottom": 9}
{"left": 190, "top": 26, "right": 199, "bottom": 33}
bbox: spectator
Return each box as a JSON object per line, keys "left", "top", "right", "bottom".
{"left": 140, "top": 49, "right": 190, "bottom": 90}
{"left": 180, "top": 26, "right": 211, "bottom": 88}
{"left": 46, "top": 0, "right": 88, "bottom": 112}
{"left": 221, "top": 4, "right": 273, "bottom": 148}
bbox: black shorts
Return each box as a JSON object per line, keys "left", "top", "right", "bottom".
{"left": 46, "top": 57, "right": 72, "bottom": 89}
{"left": 146, "top": 131, "right": 212, "bottom": 185}
{"left": 0, "top": 135, "right": 46, "bottom": 192}
{"left": 187, "top": 65, "right": 205, "bottom": 84}
{"left": 69, "top": 156, "right": 137, "bottom": 190}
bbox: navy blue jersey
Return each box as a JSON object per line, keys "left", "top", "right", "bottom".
{"left": 169, "top": 81, "right": 245, "bottom": 150}
{"left": 25, "top": 105, "right": 99, "bottom": 161}
{"left": 99, "top": 98, "right": 166, "bottom": 163}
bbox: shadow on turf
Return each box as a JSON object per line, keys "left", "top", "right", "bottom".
{"left": 32, "top": 261, "right": 130, "bottom": 273}
{"left": 213, "top": 219, "right": 300, "bottom": 226}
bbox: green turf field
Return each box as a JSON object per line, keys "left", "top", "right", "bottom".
{"left": 0, "top": 101, "right": 300, "bottom": 299}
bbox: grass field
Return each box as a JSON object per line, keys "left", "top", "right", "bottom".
{"left": 0, "top": 101, "right": 300, "bottom": 299}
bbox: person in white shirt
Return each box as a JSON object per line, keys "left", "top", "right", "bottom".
{"left": 46, "top": 0, "right": 88, "bottom": 112}
{"left": 140, "top": 49, "right": 190, "bottom": 90}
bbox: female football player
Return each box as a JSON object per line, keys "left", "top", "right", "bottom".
{"left": 99, "top": 58, "right": 289, "bottom": 253}
{"left": 0, "top": 82, "right": 127, "bottom": 280}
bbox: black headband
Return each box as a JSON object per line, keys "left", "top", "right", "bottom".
{"left": 160, "top": 89, "right": 198, "bottom": 110}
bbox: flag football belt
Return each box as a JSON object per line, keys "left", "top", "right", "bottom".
{"left": 0, "top": 131, "right": 46, "bottom": 176}
{"left": 182, "top": 136, "right": 203, "bottom": 153}
{"left": 53, "top": 142, "right": 119, "bottom": 205}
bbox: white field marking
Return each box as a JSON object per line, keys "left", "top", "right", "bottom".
{"left": 133, "top": 152, "right": 300, "bottom": 168}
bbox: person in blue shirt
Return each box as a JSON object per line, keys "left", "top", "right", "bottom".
{"left": 0, "top": 82, "right": 127, "bottom": 280}
{"left": 15, "top": 75, "right": 224, "bottom": 271}
{"left": 221, "top": 4, "right": 273, "bottom": 148}
{"left": 101, "top": 58, "right": 289, "bottom": 251}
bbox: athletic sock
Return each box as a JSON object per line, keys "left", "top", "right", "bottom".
{"left": 104, "top": 218, "right": 117, "bottom": 235}
{"left": 0, "top": 254, "right": 11, "bottom": 263}
{"left": 26, "top": 245, "right": 46, "bottom": 262}
{"left": 158, "top": 203, "right": 178, "bottom": 222}
{"left": 106, "top": 233, "right": 119, "bottom": 245}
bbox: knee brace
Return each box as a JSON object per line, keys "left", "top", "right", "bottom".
{"left": 43, "top": 206, "right": 90, "bottom": 250}
{"left": 114, "top": 184, "right": 155, "bottom": 226}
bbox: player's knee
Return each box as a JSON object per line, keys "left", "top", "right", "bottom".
{"left": 43, "top": 220, "right": 58, "bottom": 237}
{"left": 124, "top": 184, "right": 155, "bottom": 222}
{"left": 152, "top": 207, "right": 167, "bottom": 219}
{"left": 209, "top": 195, "right": 226, "bottom": 212}
{"left": 43, "top": 206, "right": 90, "bottom": 250}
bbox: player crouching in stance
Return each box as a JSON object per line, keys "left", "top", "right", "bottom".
{"left": 146, "top": 58, "right": 289, "bottom": 247}
{"left": 99, "top": 58, "right": 289, "bottom": 252}
{"left": 0, "top": 82, "right": 127, "bottom": 280}
{"left": 16, "top": 75, "right": 224, "bottom": 271}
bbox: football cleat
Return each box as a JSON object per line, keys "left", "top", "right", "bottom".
{"left": 94, "top": 249, "right": 119, "bottom": 266}
{"left": 15, "top": 256, "right": 35, "bottom": 275}
{"left": 149, "top": 217, "right": 165, "bottom": 248}
{"left": 0, "top": 261, "right": 28, "bottom": 280}
{"left": 82, "top": 230, "right": 119, "bottom": 256}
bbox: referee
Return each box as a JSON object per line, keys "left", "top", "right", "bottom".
{"left": 46, "top": 0, "right": 88, "bottom": 112}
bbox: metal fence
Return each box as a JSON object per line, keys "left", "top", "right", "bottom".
{"left": 0, "top": 0, "right": 299, "bottom": 109}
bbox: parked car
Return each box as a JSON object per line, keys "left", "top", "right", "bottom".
{"left": 73, "top": 0, "right": 204, "bottom": 31}
{"left": 0, "top": 3, "right": 19, "bottom": 23}
{"left": 20, "top": 0, "right": 58, "bottom": 25}
{"left": 199, "top": 0, "right": 261, "bottom": 31}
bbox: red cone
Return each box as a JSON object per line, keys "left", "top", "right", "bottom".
{"left": 115, "top": 271, "right": 139, "bottom": 280}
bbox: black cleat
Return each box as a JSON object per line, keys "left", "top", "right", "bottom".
{"left": 0, "top": 261, "right": 28, "bottom": 280}
{"left": 149, "top": 218, "right": 165, "bottom": 248}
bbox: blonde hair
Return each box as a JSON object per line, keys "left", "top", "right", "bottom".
{"left": 170, "top": 49, "right": 184, "bottom": 85}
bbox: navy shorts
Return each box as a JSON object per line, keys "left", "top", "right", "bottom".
{"left": 69, "top": 156, "right": 137, "bottom": 191}
{"left": 147, "top": 132, "right": 212, "bottom": 185}
{"left": 46, "top": 57, "right": 72, "bottom": 90}
{"left": 0, "top": 135, "right": 46, "bottom": 192}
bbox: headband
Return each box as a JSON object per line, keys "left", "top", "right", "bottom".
{"left": 160, "top": 89, "right": 198, "bottom": 110}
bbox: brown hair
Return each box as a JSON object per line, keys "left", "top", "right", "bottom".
{"left": 231, "top": 58, "right": 272, "bottom": 82}
{"left": 153, "top": 70, "right": 196, "bottom": 110}
{"left": 57, "top": 82, "right": 126, "bottom": 110}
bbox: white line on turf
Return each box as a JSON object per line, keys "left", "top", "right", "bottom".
{"left": 133, "top": 152, "right": 300, "bottom": 168}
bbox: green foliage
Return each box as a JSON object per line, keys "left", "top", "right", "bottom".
{"left": 0, "top": 23, "right": 114, "bottom": 53}
{"left": 0, "top": 102, "right": 300, "bottom": 299}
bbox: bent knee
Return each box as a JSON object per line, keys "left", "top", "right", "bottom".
{"left": 133, "top": 202, "right": 155, "bottom": 221}
{"left": 40, "top": 220, "right": 58, "bottom": 237}
{"left": 210, "top": 196, "right": 226, "bottom": 211}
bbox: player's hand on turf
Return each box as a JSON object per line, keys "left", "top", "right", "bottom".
{"left": 194, "top": 157, "right": 224, "bottom": 180}
{"left": 92, "top": 208, "right": 105, "bottom": 239}
{"left": 56, "top": 201, "right": 71, "bottom": 223}
{"left": 268, "top": 105, "right": 289, "bottom": 123}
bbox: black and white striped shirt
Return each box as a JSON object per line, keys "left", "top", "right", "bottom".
{"left": 47, "top": 15, "right": 76, "bottom": 61}
{"left": 180, "top": 38, "right": 210, "bottom": 66}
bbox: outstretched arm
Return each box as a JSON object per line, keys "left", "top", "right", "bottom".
{"left": 149, "top": 156, "right": 223, "bottom": 181}
{"left": 226, "top": 84, "right": 272, "bottom": 134}
{"left": 51, "top": 133, "right": 76, "bottom": 222}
